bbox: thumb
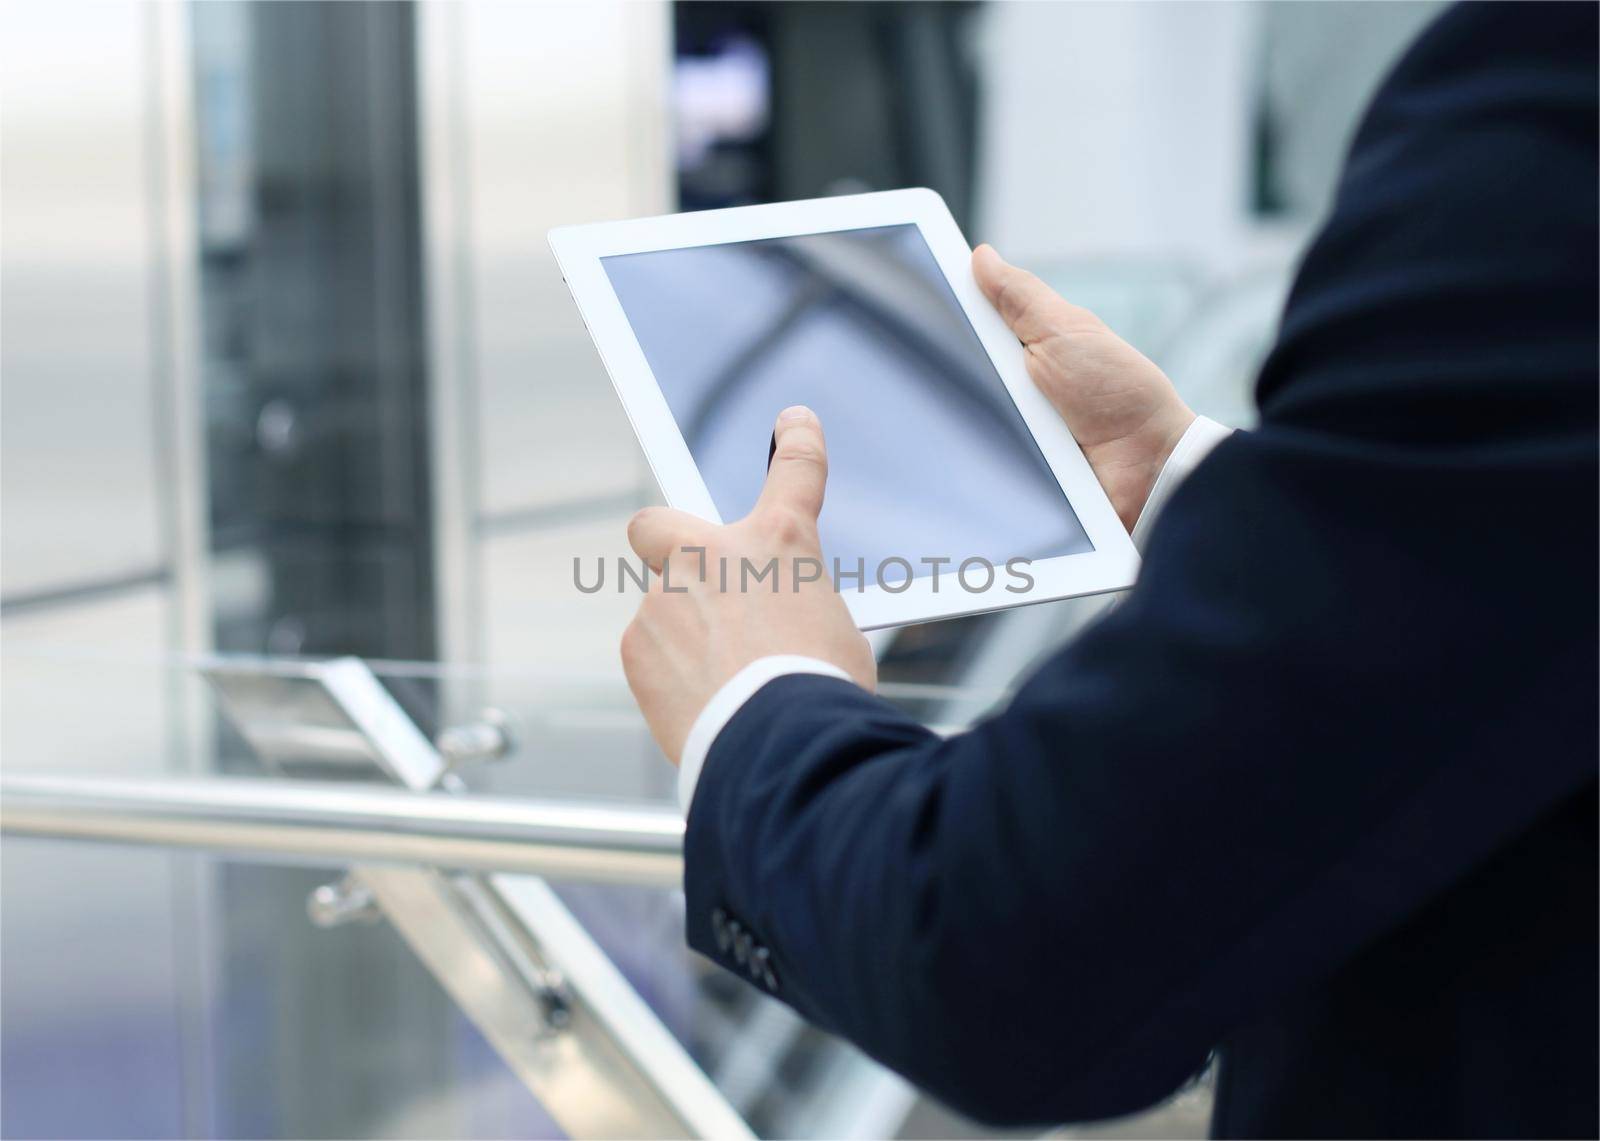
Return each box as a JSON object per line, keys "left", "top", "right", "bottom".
{"left": 755, "top": 405, "right": 828, "bottom": 522}
{"left": 972, "top": 243, "right": 1094, "bottom": 346}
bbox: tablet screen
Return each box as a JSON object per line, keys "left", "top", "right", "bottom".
{"left": 601, "top": 223, "right": 1093, "bottom": 581}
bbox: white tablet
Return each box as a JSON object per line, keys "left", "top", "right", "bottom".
{"left": 549, "top": 188, "right": 1139, "bottom": 630}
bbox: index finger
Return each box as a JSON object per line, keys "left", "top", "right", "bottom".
{"left": 627, "top": 506, "right": 709, "bottom": 571}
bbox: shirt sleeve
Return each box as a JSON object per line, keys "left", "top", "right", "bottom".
{"left": 677, "top": 655, "right": 853, "bottom": 811}
{"left": 675, "top": 416, "right": 1233, "bottom": 812}
{"left": 1130, "top": 415, "right": 1234, "bottom": 552}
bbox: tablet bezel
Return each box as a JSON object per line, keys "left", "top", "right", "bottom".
{"left": 549, "top": 188, "right": 1139, "bottom": 630}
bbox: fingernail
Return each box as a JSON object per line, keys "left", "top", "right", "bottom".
{"left": 778, "top": 405, "right": 812, "bottom": 423}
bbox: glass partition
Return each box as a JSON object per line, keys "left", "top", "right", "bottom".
{"left": 1, "top": 644, "right": 1033, "bottom": 1139}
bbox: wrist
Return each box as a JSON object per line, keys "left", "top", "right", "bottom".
{"left": 1092, "top": 402, "right": 1196, "bottom": 532}
{"left": 1150, "top": 404, "right": 1198, "bottom": 477}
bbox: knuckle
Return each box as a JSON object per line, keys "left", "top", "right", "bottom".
{"left": 626, "top": 507, "right": 657, "bottom": 542}
{"left": 762, "top": 505, "right": 813, "bottom": 546}
{"left": 775, "top": 435, "right": 827, "bottom": 471}
{"left": 1058, "top": 302, "right": 1104, "bottom": 335}
{"left": 993, "top": 275, "right": 1018, "bottom": 315}
{"left": 993, "top": 272, "right": 1031, "bottom": 322}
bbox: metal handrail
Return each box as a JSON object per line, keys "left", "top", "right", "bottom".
{"left": 0, "top": 773, "right": 684, "bottom": 888}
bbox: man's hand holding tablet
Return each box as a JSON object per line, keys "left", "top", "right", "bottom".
{"left": 551, "top": 207, "right": 1194, "bottom": 762}
{"left": 550, "top": 189, "right": 1147, "bottom": 631}
{"left": 621, "top": 404, "right": 876, "bottom": 764}
{"left": 970, "top": 245, "right": 1195, "bottom": 532}
{"left": 621, "top": 290, "right": 1191, "bottom": 763}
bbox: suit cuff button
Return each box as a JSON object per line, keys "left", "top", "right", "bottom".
{"left": 711, "top": 908, "right": 733, "bottom": 953}
{"left": 732, "top": 928, "right": 753, "bottom": 967}
{"left": 752, "top": 946, "right": 779, "bottom": 992}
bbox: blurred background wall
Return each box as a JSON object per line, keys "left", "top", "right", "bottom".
{"left": 1, "top": 2, "right": 1442, "bottom": 1137}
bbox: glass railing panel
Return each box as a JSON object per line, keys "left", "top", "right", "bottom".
{"left": 1, "top": 644, "right": 1028, "bottom": 1139}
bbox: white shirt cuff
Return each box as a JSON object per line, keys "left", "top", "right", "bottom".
{"left": 677, "top": 655, "right": 855, "bottom": 812}
{"left": 1130, "top": 415, "right": 1234, "bottom": 553}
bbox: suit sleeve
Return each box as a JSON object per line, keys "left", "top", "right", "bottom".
{"left": 682, "top": 4, "right": 1598, "bottom": 1125}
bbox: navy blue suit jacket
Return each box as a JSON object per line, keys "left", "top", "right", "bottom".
{"left": 683, "top": 5, "right": 1598, "bottom": 1136}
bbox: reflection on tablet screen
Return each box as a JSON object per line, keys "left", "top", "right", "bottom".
{"left": 601, "top": 223, "right": 1093, "bottom": 578}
